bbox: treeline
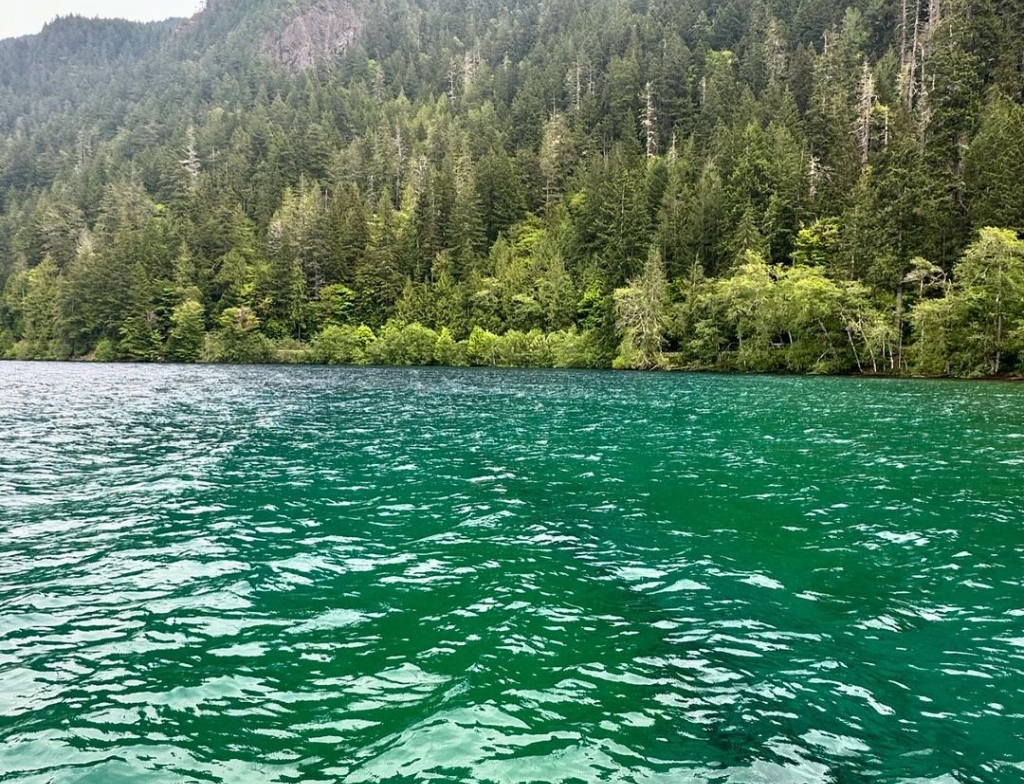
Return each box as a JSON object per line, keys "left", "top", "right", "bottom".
{"left": 2, "top": 0, "right": 1024, "bottom": 375}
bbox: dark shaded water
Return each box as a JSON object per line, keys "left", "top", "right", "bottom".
{"left": 1, "top": 363, "right": 1022, "bottom": 783}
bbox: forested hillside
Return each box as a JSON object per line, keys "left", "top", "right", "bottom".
{"left": 2, "top": 0, "right": 1024, "bottom": 374}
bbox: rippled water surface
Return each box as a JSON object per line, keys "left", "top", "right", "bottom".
{"left": 1, "top": 363, "right": 1023, "bottom": 783}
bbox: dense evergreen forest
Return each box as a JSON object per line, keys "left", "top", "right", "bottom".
{"left": 2, "top": 0, "right": 1024, "bottom": 374}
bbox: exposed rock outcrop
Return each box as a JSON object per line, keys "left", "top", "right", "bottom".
{"left": 260, "top": 0, "right": 362, "bottom": 73}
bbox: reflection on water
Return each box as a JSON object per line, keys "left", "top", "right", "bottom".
{"left": 1, "top": 363, "right": 1022, "bottom": 783}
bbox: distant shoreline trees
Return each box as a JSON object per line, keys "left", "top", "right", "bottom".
{"left": 2, "top": 1, "right": 1024, "bottom": 377}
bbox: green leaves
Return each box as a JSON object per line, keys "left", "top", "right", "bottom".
{"left": 0, "top": 0, "right": 1023, "bottom": 375}
{"left": 911, "top": 228, "right": 1024, "bottom": 375}
{"left": 614, "top": 247, "right": 669, "bottom": 369}
{"left": 167, "top": 299, "right": 206, "bottom": 363}
{"left": 206, "top": 306, "right": 274, "bottom": 363}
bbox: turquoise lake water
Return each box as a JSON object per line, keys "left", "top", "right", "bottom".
{"left": 0, "top": 363, "right": 1022, "bottom": 782}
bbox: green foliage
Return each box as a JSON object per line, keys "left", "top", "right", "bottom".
{"left": 911, "top": 228, "right": 1024, "bottom": 375}
{"left": 3, "top": 256, "right": 67, "bottom": 359}
{"left": 614, "top": 248, "right": 670, "bottom": 370}
{"left": 167, "top": 299, "right": 206, "bottom": 363}
{"left": 680, "top": 253, "right": 888, "bottom": 374}
{"left": 273, "top": 337, "right": 313, "bottom": 365}
{"left": 495, "top": 330, "right": 553, "bottom": 368}
{"left": 314, "top": 284, "right": 355, "bottom": 329}
{"left": 466, "top": 326, "right": 501, "bottom": 367}
{"left": 367, "top": 322, "right": 439, "bottom": 366}
{"left": 548, "top": 329, "right": 606, "bottom": 369}
{"left": 205, "top": 307, "right": 275, "bottom": 364}
{"left": 1, "top": 0, "right": 1022, "bottom": 377}
{"left": 92, "top": 338, "right": 119, "bottom": 363}
{"left": 965, "top": 95, "right": 1024, "bottom": 232}
{"left": 434, "top": 326, "right": 467, "bottom": 366}
{"left": 312, "top": 324, "right": 377, "bottom": 365}
{"left": 119, "top": 311, "right": 163, "bottom": 361}
{"left": 910, "top": 297, "right": 958, "bottom": 376}
{"left": 792, "top": 219, "right": 841, "bottom": 271}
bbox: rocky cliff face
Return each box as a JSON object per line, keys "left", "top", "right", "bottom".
{"left": 260, "top": 0, "right": 362, "bottom": 73}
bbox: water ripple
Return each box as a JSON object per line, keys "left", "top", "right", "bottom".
{"left": 0, "top": 364, "right": 1022, "bottom": 783}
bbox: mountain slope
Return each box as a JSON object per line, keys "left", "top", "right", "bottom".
{"left": 2, "top": 0, "right": 1024, "bottom": 374}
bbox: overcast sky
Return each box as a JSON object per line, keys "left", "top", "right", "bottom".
{"left": 0, "top": 1, "right": 203, "bottom": 40}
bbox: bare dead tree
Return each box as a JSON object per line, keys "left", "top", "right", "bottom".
{"left": 641, "top": 82, "right": 657, "bottom": 159}
{"left": 857, "top": 60, "right": 876, "bottom": 165}
{"left": 181, "top": 124, "right": 201, "bottom": 191}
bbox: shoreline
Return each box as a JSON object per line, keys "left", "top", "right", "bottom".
{"left": 3, "top": 356, "right": 1022, "bottom": 383}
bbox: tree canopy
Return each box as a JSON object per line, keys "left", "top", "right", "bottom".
{"left": 2, "top": 0, "right": 1024, "bottom": 375}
